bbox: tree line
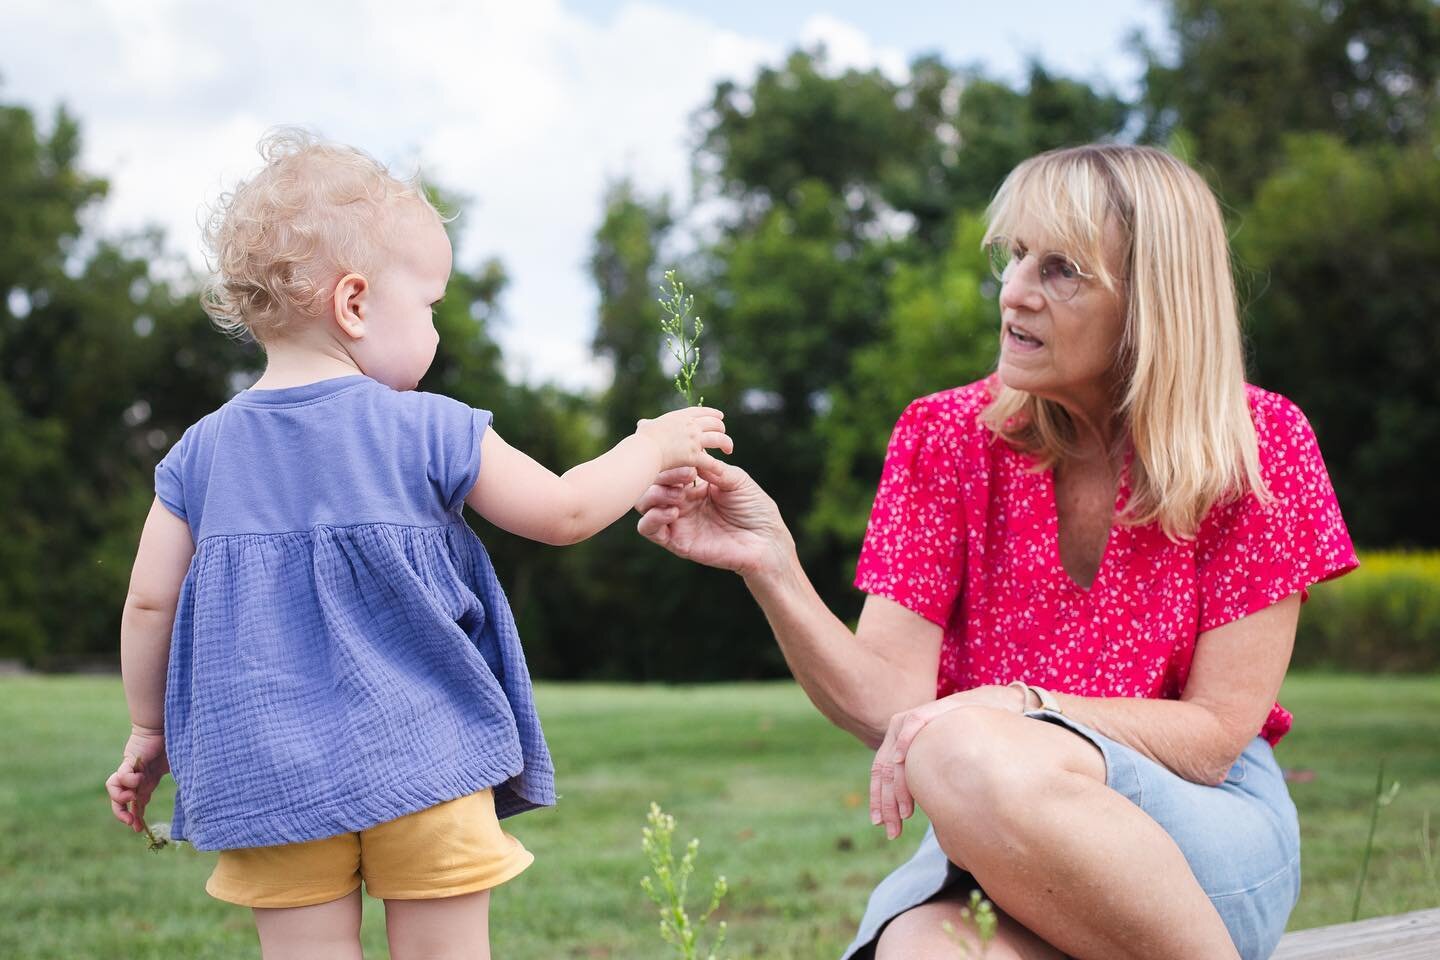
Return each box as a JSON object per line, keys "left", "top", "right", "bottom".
{"left": 3, "top": 0, "right": 1437, "bottom": 675}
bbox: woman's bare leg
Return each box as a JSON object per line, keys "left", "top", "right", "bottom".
{"left": 384, "top": 889, "right": 491, "bottom": 960}
{"left": 252, "top": 888, "right": 364, "bottom": 960}
{"left": 876, "top": 893, "right": 1067, "bottom": 960}
{"left": 903, "top": 707, "right": 1240, "bottom": 960}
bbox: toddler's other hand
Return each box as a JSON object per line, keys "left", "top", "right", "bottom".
{"left": 636, "top": 406, "right": 732, "bottom": 472}
{"left": 106, "top": 727, "right": 170, "bottom": 835}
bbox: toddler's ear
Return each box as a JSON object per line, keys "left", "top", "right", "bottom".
{"left": 333, "top": 273, "right": 369, "bottom": 340}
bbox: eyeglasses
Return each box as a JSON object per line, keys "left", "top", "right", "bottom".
{"left": 985, "top": 238, "right": 1094, "bottom": 303}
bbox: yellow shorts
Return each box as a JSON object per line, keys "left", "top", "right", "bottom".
{"left": 205, "top": 789, "right": 533, "bottom": 909}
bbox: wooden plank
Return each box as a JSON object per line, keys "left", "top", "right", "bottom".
{"left": 1271, "top": 908, "right": 1440, "bottom": 959}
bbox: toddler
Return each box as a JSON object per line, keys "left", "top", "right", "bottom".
{"left": 103, "top": 129, "right": 730, "bottom": 960}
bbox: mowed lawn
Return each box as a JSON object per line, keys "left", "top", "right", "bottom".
{"left": 1, "top": 674, "right": 1436, "bottom": 958}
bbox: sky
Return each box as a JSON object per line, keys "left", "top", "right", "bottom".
{"left": 1, "top": 0, "right": 1167, "bottom": 390}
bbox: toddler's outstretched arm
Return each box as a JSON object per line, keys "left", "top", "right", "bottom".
{"left": 465, "top": 406, "right": 731, "bottom": 547}
{"left": 105, "top": 499, "right": 194, "bottom": 835}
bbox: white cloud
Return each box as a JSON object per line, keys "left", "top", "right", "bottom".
{"left": 798, "top": 14, "right": 909, "bottom": 81}
{"left": 1, "top": 0, "right": 782, "bottom": 391}
{"left": 0, "top": 1, "right": 1155, "bottom": 392}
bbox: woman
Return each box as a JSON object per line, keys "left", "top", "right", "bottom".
{"left": 635, "top": 145, "right": 1357, "bottom": 960}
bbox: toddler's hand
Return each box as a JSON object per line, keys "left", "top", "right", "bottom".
{"left": 636, "top": 406, "right": 732, "bottom": 472}
{"left": 106, "top": 727, "right": 170, "bottom": 836}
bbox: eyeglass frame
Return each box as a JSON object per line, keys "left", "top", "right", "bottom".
{"left": 985, "top": 237, "right": 1097, "bottom": 303}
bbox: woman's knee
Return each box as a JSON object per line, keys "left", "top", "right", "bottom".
{"left": 908, "top": 710, "right": 1105, "bottom": 815}
{"left": 905, "top": 708, "right": 1037, "bottom": 814}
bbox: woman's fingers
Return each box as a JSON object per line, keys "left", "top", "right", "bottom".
{"left": 635, "top": 471, "right": 697, "bottom": 516}
{"left": 869, "top": 708, "right": 934, "bottom": 836}
{"left": 868, "top": 750, "right": 886, "bottom": 827}
{"left": 694, "top": 451, "right": 730, "bottom": 476}
{"left": 893, "top": 756, "right": 914, "bottom": 823}
{"left": 636, "top": 506, "right": 680, "bottom": 541}
{"left": 871, "top": 716, "right": 908, "bottom": 838}
{"left": 655, "top": 466, "right": 697, "bottom": 487}
{"left": 636, "top": 484, "right": 684, "bottom": 512}
{"left": 891, "top": 709, "right": 936, "bottom": 766}
{"left": 696, "top": 459, "right": 748, "bottom": 490}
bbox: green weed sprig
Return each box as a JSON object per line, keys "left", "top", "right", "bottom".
{"left": 1351, "top": 760, "right": 1401, "bottom": 921}
{"left": 640, "top": 802, "right": 728, "bottom": 960}
{"left": 1420, "top": 811, "right": 1440, "bottom": 903}
{"left": 658, "top": 270, "right": 703, "bottom": 406}
{"left": 941, "top": 889, "right": 998, "bottom": 957}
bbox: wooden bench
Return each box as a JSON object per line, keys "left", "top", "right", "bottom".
{"left": 1271, "top": 908, "right": 1440, "bottom": 959}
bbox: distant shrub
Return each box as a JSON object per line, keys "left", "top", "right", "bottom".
{"left": 1294, "top": 552, "right": 1440, "bottom": 672}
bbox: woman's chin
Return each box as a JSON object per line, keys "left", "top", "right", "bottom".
{"left": 997, "top": 358, "right": 1047, "bottom": 394}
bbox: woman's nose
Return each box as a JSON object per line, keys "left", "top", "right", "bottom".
{"left": 998, "top": 256, "right": 1046, "bottom": 312}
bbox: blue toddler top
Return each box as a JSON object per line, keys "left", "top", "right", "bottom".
{"left": 154, "top": 375, "right": 555, "bottom": 851}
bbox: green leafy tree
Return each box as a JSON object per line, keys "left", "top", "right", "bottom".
{"left": 807, "top": 214, "right": 998, "bottom": 563}
{"left": 1138, "top": 0, "right": 1440, "bottom": 201}
{"left": 1238, "top": 133, "right": 1440, "bottom": 546}
{"left": 687, "top": 51, "right": 1131, "bottom": 635}
{"left": 0, "top": 100, "right": 245, "bottom": 663}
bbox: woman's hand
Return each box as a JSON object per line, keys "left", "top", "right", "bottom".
{"left": 105, "top": 726, "right": 170, "bottom": 835}
{"left": 635, "top": 461, "right": 794, "bottom": 579}
{"left": 870, "top": 685, "right": 1027, "bottom": 839}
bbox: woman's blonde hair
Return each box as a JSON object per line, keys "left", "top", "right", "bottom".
{"left": 979, "top": 144, "right": 1267, "bottom": 539}
{"left": 201, "top": 127, "right": 441, "bottom": 342}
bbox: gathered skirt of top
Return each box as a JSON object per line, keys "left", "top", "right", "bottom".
{"left": 841, "top": 710, "right": 1301, "bottom": 960}
{"left": 165, "top": 520, "right": 555, "bottom": 851}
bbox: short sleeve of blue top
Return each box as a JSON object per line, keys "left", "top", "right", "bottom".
{"left": 153, "top": 376, "right": 555, "bottom": 851}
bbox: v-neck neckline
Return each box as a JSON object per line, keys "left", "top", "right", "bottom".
{"left": 1042, "top": 454, "right": 1132, "bottom": 596}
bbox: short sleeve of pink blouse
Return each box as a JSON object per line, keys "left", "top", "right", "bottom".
{"left": 853, "top": 395, "right": 969, "bottom": 626}
{"left": 1196, "top": 388, "right": 1358, "bottom": 632}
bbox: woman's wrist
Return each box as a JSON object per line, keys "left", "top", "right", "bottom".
{"left": 740, "top": 529, "right": 800, "bottom": 591}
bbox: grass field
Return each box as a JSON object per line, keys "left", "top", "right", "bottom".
{"left": 2, "top": 674, "right": 1437, "bottom": 958}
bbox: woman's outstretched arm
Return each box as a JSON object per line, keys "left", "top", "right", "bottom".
{"left": 636, "top": 462, "right": 941, "bottom": 746}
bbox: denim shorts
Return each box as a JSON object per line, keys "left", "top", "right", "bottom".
{"left": 841, "top": 711, "right": 1302, "bottom": 960}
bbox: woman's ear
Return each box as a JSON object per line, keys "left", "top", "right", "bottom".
{"left": 332, "top": 273, "right": 368, "bottom": 340}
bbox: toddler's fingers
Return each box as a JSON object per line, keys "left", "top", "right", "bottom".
{"left": 692, "top": 415, "right": 726, "bottom": 433}
{"left": 699, "top": 431, "right": 734, "bottom": 455}
{"left": 688, "top": 406, "right": 724, "bottom": 420}
{"left": 108, "top": 784, "right": 134, "bottom": 825}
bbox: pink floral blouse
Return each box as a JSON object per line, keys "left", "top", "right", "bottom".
{"left": 854, "top": 379, "right": 1358, "bottom": 745}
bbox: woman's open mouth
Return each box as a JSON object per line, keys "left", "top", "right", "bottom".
{"left": 1006, "top": 324, "right": 1044, "bottom": 349}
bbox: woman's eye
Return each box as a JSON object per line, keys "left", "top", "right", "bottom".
{"left": 1044, "top": 255, "right": 1079, "bottom": 280}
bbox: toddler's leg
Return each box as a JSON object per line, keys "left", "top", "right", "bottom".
{"left": 252, "top": 888, "right": 363, "bottom": 960}
{"left": 384, "top": 890, "right": 491, "bottom": 960}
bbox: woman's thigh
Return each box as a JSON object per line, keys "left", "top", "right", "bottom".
{"left": 875, "top": 890, "right": 1066, "bottom": 960}
{"left": 1029, "top": 715, "right": 1301, "bottom": 957}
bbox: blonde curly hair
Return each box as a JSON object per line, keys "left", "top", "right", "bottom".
{"left": 201, "top": 128, "right": 442, "bottom": 342}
